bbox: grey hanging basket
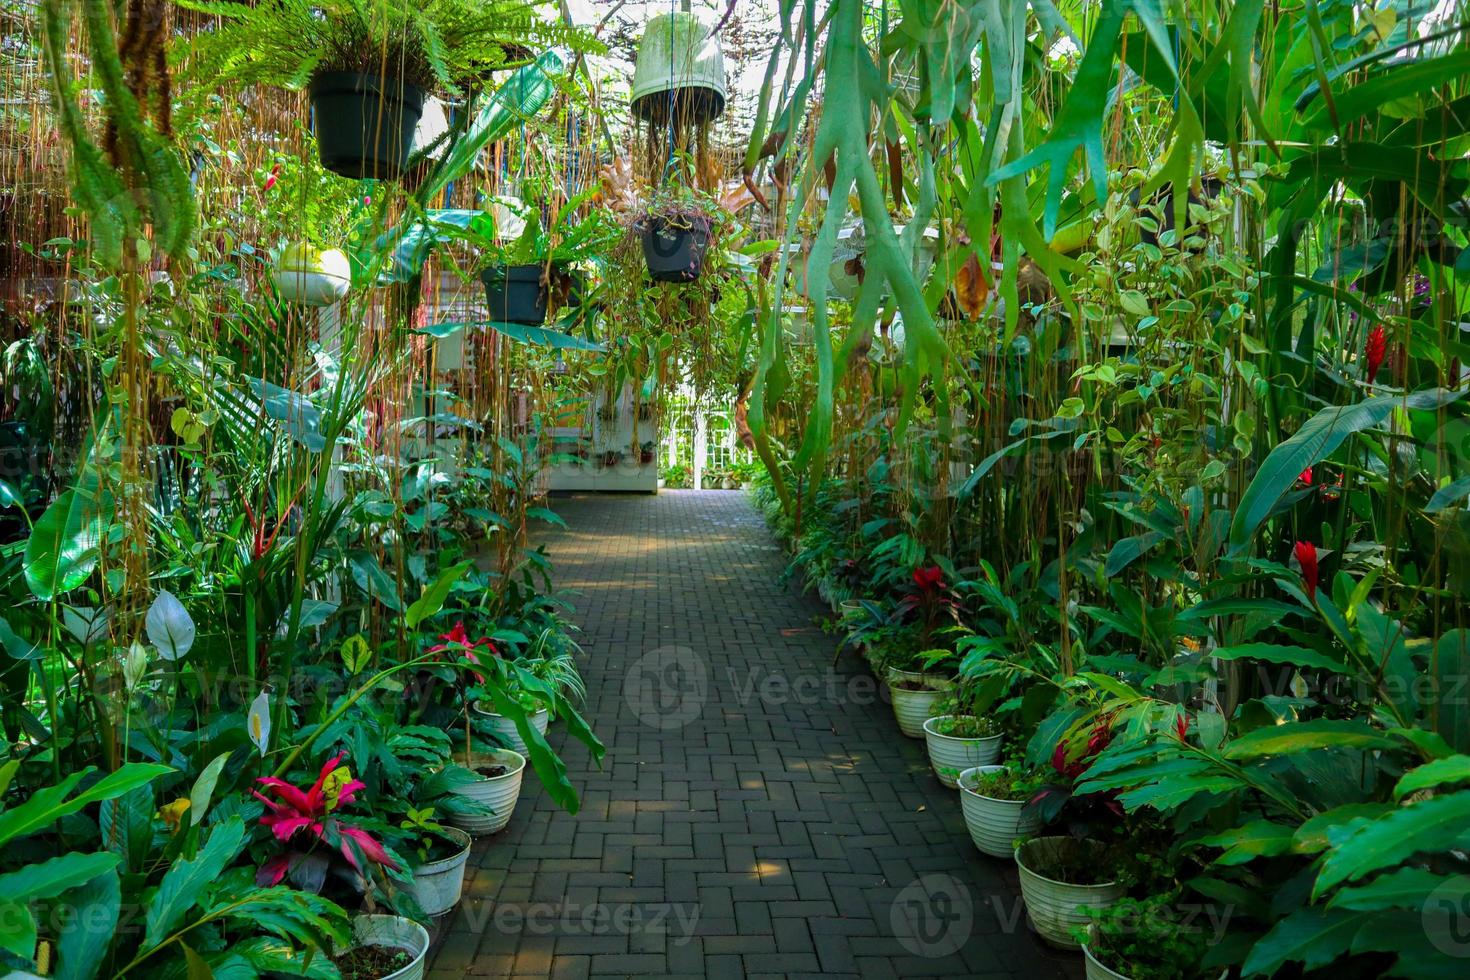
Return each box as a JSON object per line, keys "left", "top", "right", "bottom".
{"left": 630, "top": 12, "right": 728, "bottom": 126}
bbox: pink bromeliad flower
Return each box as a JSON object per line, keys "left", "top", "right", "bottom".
{"left": 253, "top": 753, "right": 397, "bottom": 887}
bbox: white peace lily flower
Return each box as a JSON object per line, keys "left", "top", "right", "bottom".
{"left": 122, "top": 643, "right": 148, "bottom": 690}
{"left": 248, "top": 690, "right": 271, "bottom": 757}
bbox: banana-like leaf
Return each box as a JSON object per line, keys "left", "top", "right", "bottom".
{"left": 1229, "top": 388, "right": 1466, "bottom": 550}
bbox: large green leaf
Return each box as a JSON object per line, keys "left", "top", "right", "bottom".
{"left": 0, "top": 852, "right": 117, "bottom": 902}
{"left": 55, "top": 869, "right": 119, "bottom": 980}
{"left": 0, "top": 764, "right": 171, "bottom": 847}
{"left": 405, "top": 560, "right": 472, "bottom": 628}
{"left": 1314, "top": 792, "right": 1470, "bottom": 896}
{"left": 1331, "top": 867, "right": 1470, "bottom": 912}
{"left": 1209, "top": 642, "right": 1346, "bottom": 673}
{"left": 420, "top": 318, "right": 604, "bottom": 351}
{"left": 1223, "top": 719, "right": 1399, "bottom": 759}
{"left": 1241, "top": 906, "right": 1375, "bottom": 977}
{"left": 143, "top": 816, "right": 247, "bottom": 948}
{"left": 24, "top": 477, "right": 111, "bottom": 600}
{"left": 1230, "top": 388, "right": 1465, "bottom": 550}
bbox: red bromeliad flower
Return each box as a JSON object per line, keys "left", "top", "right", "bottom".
{"left": 1294, "top": 541, "right": 1319, "bottom": 600}
{"left": 1364, "top": 326, "right": 1387, "bottom": 384}
{"left": 1298, "top": 466, "right": 1313, "bottom": 486}
{"left": 253, "top": 753, "right": 397, "bottom": 886}
{"left": 428, "top": 621, "right": 498, "bottom": 683}
{"left": 912, "top": 565, "right": 944, "bottom": 591}
{"left": 1174, "top": 711, "right": 1190, "bottom": 742}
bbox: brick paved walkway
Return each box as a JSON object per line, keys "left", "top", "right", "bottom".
{"left": 429, "top": 491, "right": 1082, "bottom": 979}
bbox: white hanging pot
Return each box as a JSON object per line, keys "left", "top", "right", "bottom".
{"left": 631, "top": 12, "right": 727, "bottom": 125}
{"left": 271, "top": 241, "right": 350, "bottom": 307}
{"left": 339, "top": 914, "right": 431, "bottom": 980}
{"left": 407, "top": 826, "right": 472, "bottom": 916}
{"left": 472, "top": 702, "right": 550, "bottom": 756}
{"left": 447, "top": 749, "right": 525, "bottom": 836}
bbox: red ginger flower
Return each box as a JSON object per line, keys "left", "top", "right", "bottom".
{"left": 1364, "top": 326, "right": 1387, "bottom": 384}
{"left": 911, "top": 565, "right": 944, "bottom": 591}
{"left": 428, "top": 621, "right": 498, "bottom": 683}
{"left": 262, "top": 162, "right": 281, "bottom": 191}
{"left": 1294, "top": 541, "right": 1319, "bottom": 600}
{"left": 1298, "top": 466, "right": 1313, "bottom": 486}
{"left": 1175, "top": 711, "right": 1190, "bottom": 742}
{"left": 253, "top": 753, "right": 396, "bottom": 886}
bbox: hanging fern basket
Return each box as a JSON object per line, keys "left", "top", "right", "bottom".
{"left": 309, "top": 71, "right": 427, "bottom": 180}
{"left": 630, "top": 13, "right": 728, "bottom": 126}
{"left": 481, "top": 264, "right": 550, "bottom": 326}
{"left": 638, "top": 214, "right": 712, "bottom": 283}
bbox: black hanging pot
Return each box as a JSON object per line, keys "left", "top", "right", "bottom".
{"left": 639, "top": 214, "right": 711, "bottom": 283}
{"left": 309, "top": 71, "right": 427, "bottom": 181}
{"left": 481, "top": 264, "right": 549, "bottom": 325}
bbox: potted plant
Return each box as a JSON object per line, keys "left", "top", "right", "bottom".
{"left": 1015, "top": 836, "right": 1124, "bottom": 949}
{"left": 886, "top": 661, "right": 954, "bottom": 738}
{"left": 446, "top": 748, "right": 525, "bottom": 836}
{"left": 638, "top": 441, "right": 657, "bottom": 465}
{"left": 599, "top": 449, "right": 622, "bottom": 469}
{"left": 473, "top": 629, "right": 585, "bottom": 756}
{"left": 272, "top": 240, "right": 351, "bottom": 306}
{"left": 336, "top": 914, "right": 432, "bottom": 980}
{"left": 1078, "top": 892, "right": 1226, "bottom": 980}
{"left": 957, "top": 764, "right": 1044, "bottom": 858}
{"left": 181, "top": 0, "right": 546, "bottom": 180}
{"left": 637, "top": 185, "right": 716, "bottom": 283}
{"left": 923, "top": 711, "right": 1002, "bottom": 788}
{"left": 478, "top": 196, "right": 612, "bottom": 326}
{"left": 398, "top": 807, "right": 473, "bottom": 917}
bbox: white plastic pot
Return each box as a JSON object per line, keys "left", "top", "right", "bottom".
{"left": 447, "top": 749, "right": 525, "bottom": 836}
{"left": 407, "top": 826, "right": 471, "bottom": 916}
{"left": 923, "top": 716, "right": 1002, "bottom": 788}
{"left": 886, "top": 673, "right": 952, "bottom": 739}
{"left": 957, "top": 765, "right": 1042, "bottom": 858}
{"left": 1015, "top": 837, "right": 1123, "bottom": 949}
{"left": 342, "top": 914, "right": 430, "bottom": 980}
{"left": 271, "top": 242, "right": 350, "bottom": 307}
{"left": 473, "top": 704, "right": 549, "bottom": 756}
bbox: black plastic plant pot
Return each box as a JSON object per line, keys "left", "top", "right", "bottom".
{"left": 481, "top": 264, "right": 549, "bottom": 325}
{"left": 309, "top": 71, "right": 427, "bottom": 181}
{"left": 640, "top": 215, "right": 712, "bottom": 283}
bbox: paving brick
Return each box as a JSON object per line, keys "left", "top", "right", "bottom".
{"left": 425, "top": 492, "right": 1080, "bottom": 980}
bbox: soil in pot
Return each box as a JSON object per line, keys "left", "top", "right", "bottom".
{"left": 475, "top": 764, "right": 510, "bottom": 779}
{"left": 309, "top": 71, "right": 426, "bottom": 181}
{"left": 334, "top": 944, "right": 413, "bottom": 980}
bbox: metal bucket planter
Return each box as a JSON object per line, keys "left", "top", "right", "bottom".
{"left": 340, "top": 914, "right": 431, "bottom": 980}
{"left": 886, "top": 671, "right": 953, "bottom": 738}
{"left": 447, "top": 749, "right": 525, "bottom": 836}
{"left": 1082, "top": 931, "right": 1227, "bottom": 980}
{"left": 630, "top": 12, "right": 727, "bottom": 125}
{"left": 407, "top": 827, "right": 472, "bottom": 916}
{"left": 639, "top": 214, "right": 712, "bottom": 282}
{"left": 308, "top": 71, "right": 426, "bottom": 180}
{"left": 473, "top": 703, "right": 549, "bottom": 756}
{"left": 1015, "top": 837, "right": 1122, "bottom": 949}
{"left": 957, "top": 765, "right": 1041, "bottom": 858}
{"left": 481, "top": 264, "right": 549, "bottom": 325}
{"left": 923, "top": 716, "right": 1002, "bottom": 788}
